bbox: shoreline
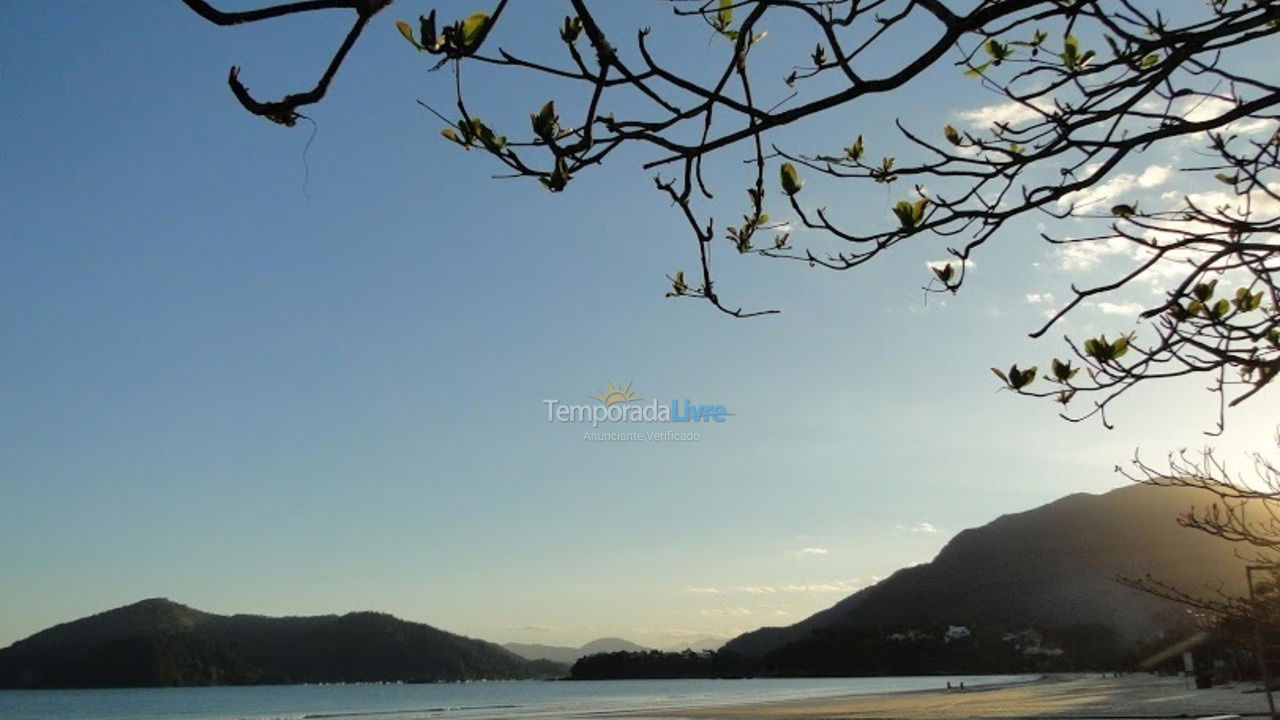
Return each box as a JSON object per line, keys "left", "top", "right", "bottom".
{"left": 608, "top": 674, "right": 1274, "bottom": 720}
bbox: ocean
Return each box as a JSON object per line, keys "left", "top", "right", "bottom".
{"left": 0, "top": 675, "right": 1036, "bottom": 720}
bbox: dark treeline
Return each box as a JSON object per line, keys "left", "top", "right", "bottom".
{"left": 571, "top": 624, "right": 1201, "bottom": 680}
{"left": 572, "top": 649, "right": 760, "bottom": 679}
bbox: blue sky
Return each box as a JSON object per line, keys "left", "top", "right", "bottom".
{"left": 1, "top": 2, "right": 1275, "bottom": 650}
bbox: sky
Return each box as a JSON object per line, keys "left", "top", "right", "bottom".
{"left": 1, "top": 2, "right": 1276, "bottom": 651}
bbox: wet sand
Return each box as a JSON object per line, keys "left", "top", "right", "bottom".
{"left": 625, "top": 675, "right": 1275, "bottom": 719}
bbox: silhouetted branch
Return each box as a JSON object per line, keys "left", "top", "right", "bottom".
{"left": 180, "top": 0, "right": 395, "bottom": 124}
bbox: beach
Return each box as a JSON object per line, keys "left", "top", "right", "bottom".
{"left": 627, "top": 675, "right": 1274, "bottom": 719}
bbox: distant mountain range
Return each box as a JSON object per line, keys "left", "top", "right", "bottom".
{"left": 724, "top": 484, "right": 1249, "bottom": 660}
{"left": 504, "top": 637, "right": 649, "bottom": 664}
{"left": 663, "top": 636, "right": 727, "bottom": 653}
{"left": 0, "top": 599, "right": 564, "bottom": 688}
{"left": 1, "top": 484, "right": 1251, "bottom": 686}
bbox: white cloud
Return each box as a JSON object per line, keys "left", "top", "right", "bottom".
{"left": 1025, "top": 292, "right": 1055, "bottom": 305}
{"left": 795, "top": 546, "right": 829, "bottom": 557}
{"left": 956, "top": 98, "right": 1054, "bottom": 128}
{"left": 738, "top": 586, "right": 777, "bottom": 595}
{"left": 685, "top": 587, "right": 721, "bottom": 595}
{"left": 1052, "top": 181, "right": 1279, "bottom": 280}
{"left": 1055, "top": 236, "right": 1131, "bottom": 272}
{"left": 1177, "top": 96, "right": 1278, "bottom": 136}
{"left": 897, "top": 521, "right": 940, "bottom": 534}
{"left": 1137, "top": 165, "right": 1172, "bottom": 188}
{"left": 1095, "top": 301, "right": 1145, "bottom": 316}
{"left": 1057, "top": 164, "right": 1173, "bottom": 210}
{"left": 925, "top": 258, "right": 975, "bottom": 272}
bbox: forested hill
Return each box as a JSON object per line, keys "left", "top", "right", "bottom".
{"left": 724, "top": 483, "right": 1249, "bottom": 659}
{"left": 0, "top": 599, "right": 565, "bottom": 688}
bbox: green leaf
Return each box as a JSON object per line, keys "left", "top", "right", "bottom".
{"left": 912, "top": 198, "right": 928, "bottom": 224}
{"left": 560, "top": 16, "right": 582, "bottom": 43}
{"left": 1110, "top": 203, "right": 1136, "bottom": 218}
{"left": 1003, "top": 364, "right": 1036, "bottom": 390}
{"left": 991, "top": 367, "right": 1009, "bottom": 384}
{"left": 964, "top": 61, "right": 992, "bottom": 77}
{"left": 396, "top": 20, "right": 422, "bottom": 49}
{"left": 1235, "top": 287, "right": 1262, "bottom": 312}
{"left": 540, "top": 156, "right": 572, "bottom": 192}
{"left": 892, "top": 201, "right": 914, "bottom": 229}
{"left": 780, "top": 163, "right": 804, "bottom": 196}
{"left": 1111, "top": 335, "right": 1129, "bottom": 359}
{"left": 440, "top": 128, "right": 466, "bottom": 147}
{"left": 1140, "top": 54, "right": 1160, "bottom": 68}
{"left": 419, "top": 11, "right": 441, "bottom": 51}
{"left": 933, "top": 263, "right": 954, "bottom": 283}
{"left": 1051, "top": 358, "right": 1077, "bottom": 382}
{"left": 461, "top": 11, "right": 490, "bottom": 49}
{"left": 944, "top": 124, "right": 962, "bottom": 146}
{"left": 531, "top": 100, "right": 558, "bottom": 141}
{"left": 893, "top": 198, "right": 928, "bottom": 230}
{"left": 1084, "top": 338, "right": 1101, "bottom": 359}
{"left": 717, "top": 0, "right": 734, "bottom": 31}
{"left": 844, "top": 135, "right": 864, "bottom": 162}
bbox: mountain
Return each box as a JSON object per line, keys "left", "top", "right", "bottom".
{"left": 504, "top": 637, "right": 649, "bottom": 664}
{"left": 724, "top": 484, "right": 1250, "bottom": 659}
{"left": 0, "top": 599, "right": 566, "bottom": 688}
{"left": 664, "top": 637, "right": 727, "bottom": 653}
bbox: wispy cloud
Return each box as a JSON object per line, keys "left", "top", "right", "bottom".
{"left": 795, "top": 546, "right": 829, "bottom": 557}
{"left": 727, "top": 580, "right": 866, "bottom": 595}
{"left": 698, "top": 607, "right": 755, "bottom": 617}
{"left": 1024, "top": 292, "right": 1055, "bottom": 305}
{"left": 507, "top": 624, "right": 555, "bottom": 633}
{"left": 685, "top": 587, "right": 722, "bottom": 595}
{"left": 780, "top": 581, "right": 864, "bottom": 594}
{"left": 897, "top": 521, "right": 940, "bottom": 534}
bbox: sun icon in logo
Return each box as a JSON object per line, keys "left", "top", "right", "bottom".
{"left": 591, "top": 381, "right": 641, "bottom": 406}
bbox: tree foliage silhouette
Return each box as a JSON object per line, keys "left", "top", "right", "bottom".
{"left": 180, "top": 0, "right": 1279, "bottom": 430}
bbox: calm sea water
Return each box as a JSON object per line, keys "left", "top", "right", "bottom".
{"left": 0, "top": 675, "right": 1036, "bottom": 720}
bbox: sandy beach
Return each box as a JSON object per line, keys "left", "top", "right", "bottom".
{"left": 627, "top": 675, "right": 1275, "bottom": 720}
